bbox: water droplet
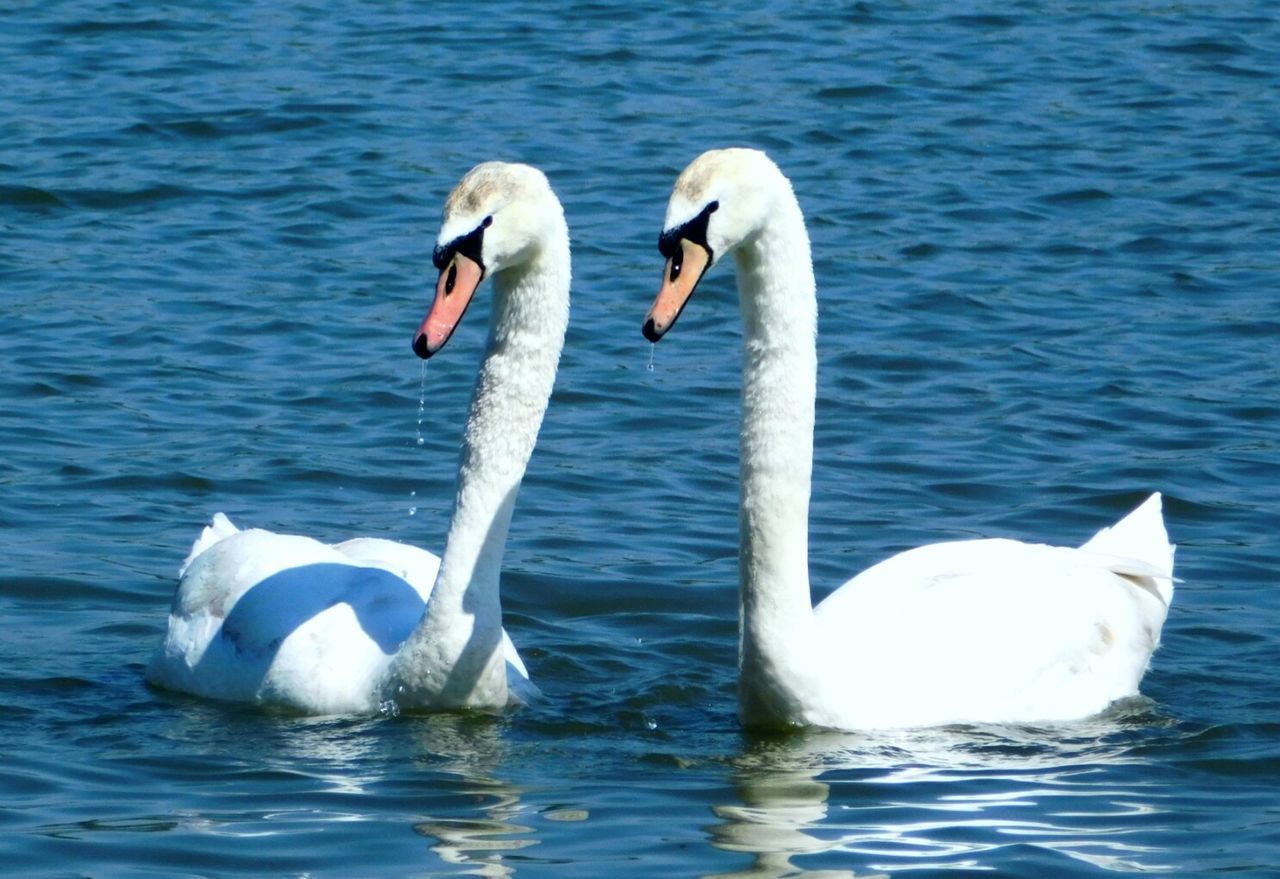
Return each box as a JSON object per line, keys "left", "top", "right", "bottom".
{"left": 646, "top": 343, "right": 656, "bottom": 372}
{"left": 410, "top": 366, "right": 427, "bottom": 510}
{"left": 414, "top": 359, "right": 428, "bottom": 447}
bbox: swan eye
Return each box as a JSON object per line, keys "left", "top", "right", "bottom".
{"left": 670, "top": 248, "right": 684, "bottom": 282}
{"left": 445, "top": 263, "right": 457, "bottom": 295}
{"left": 482, "top": 215, "right": 493, "bottom": 228}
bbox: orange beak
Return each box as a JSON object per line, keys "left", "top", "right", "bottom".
{"left": 642, "top": 239, "right": 711, "bottom": 342}
{"left": 412, "top": 252, "right": 484, "bottom": 359}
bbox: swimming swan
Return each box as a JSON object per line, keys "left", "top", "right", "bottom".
{"left": 642, "top": 147, "right": 1174, "bottom": 731}
{"left": 147, "top": 162, "right": 569, "bottom": 714}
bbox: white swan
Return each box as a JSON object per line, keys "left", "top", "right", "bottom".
{"left": 642, "top": 148, "right": 1175, "bottom": 731}
{"left": 147, "top": 162, "right": 570, "bottom": 714}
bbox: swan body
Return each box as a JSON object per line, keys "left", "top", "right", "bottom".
{"left": 148, "top": 162, "right": 569, "bottom": 714}
{"left": 643, "top": 148, "right": 1174, "bottom": 731}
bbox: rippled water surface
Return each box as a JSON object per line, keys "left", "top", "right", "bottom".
{"left": 3, "top": 2, "right": 1278, "bottom": 876}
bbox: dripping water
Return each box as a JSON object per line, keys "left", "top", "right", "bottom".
{"left": 409, "top": 359, "right": 427, "bottom": 517}
{"left": 647, "top": 343, "right": 656, "bottom": 372}
{"left": 416, "top": 359, "right": 427, "bottom": 446}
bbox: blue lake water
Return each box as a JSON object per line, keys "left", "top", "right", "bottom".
{"left": 2, "top": 2, "right": 1278, "bottom": 875}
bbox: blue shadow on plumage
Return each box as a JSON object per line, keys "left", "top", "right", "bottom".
{"left": 212, "top": 563, "right": 426, "bottom": 661}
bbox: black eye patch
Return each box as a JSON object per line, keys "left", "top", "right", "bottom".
{"left": 658, "top": 200, "right": 718, "bottom": 262}
{"left": 432, "top": 217, "right": 491, "bottom": 273}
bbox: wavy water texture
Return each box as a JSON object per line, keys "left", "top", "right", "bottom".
{"left": 0, "top": 1, "right": 1277, "bottom": 876}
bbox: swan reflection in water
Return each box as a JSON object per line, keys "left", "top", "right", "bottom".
{"left": 162, "top": 707, "right": 554, "bottom": 876}
{"left": 400, "top": 714, "right": 526, "bottom": 878}
{"left": 705, "top": 703, "right": 1176, "bottom": 877}
{"left": 707, "top": 769, "right": 868, "bottom": 879}
{"left": 412, "top": 780, "right": 533, "bottom": 879}
{"left": 405, "top": 714, "right": 584, "bottom": 878}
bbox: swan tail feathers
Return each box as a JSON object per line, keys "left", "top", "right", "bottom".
{"left": 1080, "top": 493, "right": 1175, "bottom": 606}
{"left": 506, "top": 670, "right": 541, "bottom": 706}
{"left": 502, "top": 629, "right": 529, "bottom": 679}
{"left": 179, "top": 512, "right": 241, "bottom": 578}
{"left": 501, "top": 629, "right": 540, "bottom": 706}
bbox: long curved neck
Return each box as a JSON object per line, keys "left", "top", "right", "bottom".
{"left": 734, "top": 188, "right": 820, "bottom": 727}
{"left": 392, "top": 228, "right": 569, "bottom": 707}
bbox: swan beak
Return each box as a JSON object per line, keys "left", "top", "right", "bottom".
{"left": 642, "top": 240, "right": 711, "bottom": 342}
{"left": 413, "top": 252, "right": 484, "bottom": 359}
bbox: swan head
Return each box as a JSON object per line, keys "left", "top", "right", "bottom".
{"left": 413, "top": 161, "right": 563, "bottom": 358}
{"left": 643, "top": 148, "right": 788, "bottom": 342}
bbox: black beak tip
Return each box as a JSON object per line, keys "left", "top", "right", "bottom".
{"left": 412, "top": 333, "right": 434, "bottom": 360}
{"left": 642, "top": 317, "right": 663, "bottom": 344}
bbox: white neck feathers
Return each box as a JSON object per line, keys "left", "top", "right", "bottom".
{"left": 732, "top": 181, "right": 822, "bottom": 725}
{"left": 389, "top": 226, "right": 569, "bottom": 707}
